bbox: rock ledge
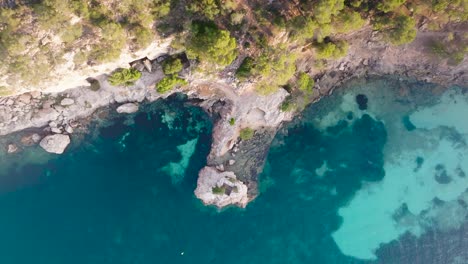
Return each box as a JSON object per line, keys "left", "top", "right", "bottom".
{"left": 39, "top": 134, "right": 71, "bottom": 154}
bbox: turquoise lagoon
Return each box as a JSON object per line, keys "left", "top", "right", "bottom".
{"left": 0, "top": 78, "right": 467, "bottom": 263}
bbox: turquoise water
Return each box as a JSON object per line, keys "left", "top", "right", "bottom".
{"left": 0, "top": 79, "right": 467, "bottom": 263}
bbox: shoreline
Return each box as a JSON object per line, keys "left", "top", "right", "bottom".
{"left": 1, "top": 26, "right": 467, "bottom": 208}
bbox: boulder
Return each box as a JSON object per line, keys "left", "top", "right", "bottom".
{"left": 116, "top": 103, "right": 139, "bottom": 114}
{"left": 39, "top": 134, "right": 70, "bottom": 154}
{"left": 65, "top": 124, "right": 74, "bottom": 134}
{"left": 17, "top": 93, "right": 32, "bottom": 104}
{"left": 30, "top": 91, "right": 41, "bottom": 99}
{"left": 7, "top": 144, "right": 18, "bottom": 154}
{"left": 60, "top": 98, "right": 75, "bottom": 106}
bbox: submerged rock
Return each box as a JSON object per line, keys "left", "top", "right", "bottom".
{"left": 195, "top": 166, "right": 249, "bottom": 208}
{"left": 116, "top": 103, "right": 139, "bottom": 114}
{"left": 7, "top": 144, "right": 18, "bottom": 153}
{"left": 39, "top": 134, "right": 70, "bottom": 154}
{"left": 20, "top": 133, "right": 42, "bottom": 146}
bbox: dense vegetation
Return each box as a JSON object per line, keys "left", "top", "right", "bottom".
{"left": 156, "top": 75, "right": 188, "bottom": 93}
{"left": 0, "top": 0, "right": 466, "bottom": 93}
{"left": 108, "top": 68, "right": 142, "bottom": 86}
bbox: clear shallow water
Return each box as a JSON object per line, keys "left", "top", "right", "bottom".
{"left": 0, "top": 79, "right": 467, "bottom": 264}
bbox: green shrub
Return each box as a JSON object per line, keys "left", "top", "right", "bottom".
{"left": 236, "top": 57, "right": 254, "bottom": 80}
{"left": 253, "top": 50, "right": 297, "bottom": 95}
{"left": 156, "top": 76, "right": 188, "bottom": 93}
{"left": 387, "top": 15, "right": 417, "bottom": 45}
{"left": 377, "top": 0, "right": 406, "bottom": 13}
{"left": 212, "top": 186, "right": 226, "bottom": 195}
{"left": 313, "top": 0, "right": 345, "bottom": 24}
{"left": 131, "top": 25, "right": 154, "bottom": 50}
{"left": 315, "top": 40, "right": 349, "bottom": 59}
{"left": 289, "top": 17, "right": 318, "bottom": 42}
{"left": 229, "top": 118, "right": 236, "bottom": 125}
{"left": 162, "top": 58, "right": 183, "bottom": 75}
{"left": 373, "top": 14, "right": 416, "bottom": 45}
{"left": 108, "top": 68, "right": 142, "bottom": 86}
{"left": 188, "top": 0, "right": 220, "bottom": 19}
{"left": 61, "top": 24, "right": 83, "bottom": 44}
{"left": 334, "top": 10, "right": 366, "bottom": 33}
{"left": 186, "top": 22, "right": 238, "bottom": 66}
{"left": 280, "top": 97, "right": 297, "bottom": 112}
{"left": 231, "top": 12, "right": 245, "bottom": 25}
{"left": 239, "top": 128, "right": 254, "bottom": 140}
{"left": 297, "top": 72, "right": 315, "bottom": 94}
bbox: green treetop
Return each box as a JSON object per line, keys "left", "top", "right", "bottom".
{"left": 186, "top": 22, "right": 238, "bottom": 66}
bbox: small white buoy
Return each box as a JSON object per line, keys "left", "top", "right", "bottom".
{"left": 180, "top": 252, "right": 184, "bottom": 256}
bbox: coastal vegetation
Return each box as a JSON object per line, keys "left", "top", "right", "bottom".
{"left": 162, "top": 58, "right": 183, "bottom": 75}
{"left": 239, "top": 128, "right": 254, "bottom": 141}
{"left": 0, "top": 0, "right": 466, "bottom": 94}
{"left": 156, "top": 76, "right": 188, "bottom": 93}
{"left": 108, "top": 68, "right": 142, "bottom": 86}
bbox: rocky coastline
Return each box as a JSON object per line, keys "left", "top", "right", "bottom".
{"left": 0, "top": 26, "right": 466, "bottom": 209}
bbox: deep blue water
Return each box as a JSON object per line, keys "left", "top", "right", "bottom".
{"left": 0, "top": 79, "right": 467, "bottom": 264}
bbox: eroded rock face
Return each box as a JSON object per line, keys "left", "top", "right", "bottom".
{"left": 195, "top": 166, "right": 249, "bottom": 208}
{"left": 39, "top": 134, "right": 70, "bottom": 154}
{"left": 116, "top": 103, "right": 139, "bottom": 114}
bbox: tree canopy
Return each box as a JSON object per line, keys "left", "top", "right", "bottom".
{"left": 186, "top": 22, "right": 238, "bottom": 66}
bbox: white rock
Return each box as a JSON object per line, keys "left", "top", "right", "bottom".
{"left": 229, "top": 159, "right": 235, "bottom": 165}
{"left": 116, "top": 103, "right": 139, "bottom": 114}
{"left": 60, "top": 98, "right": 75, "bottom": 106}
{"left": 32, "top": 133, "right": 42, "bottom": 143}
{"left": 7, "top": 144, "right": 18, "bottom": 153}
{"left": 49, "top": 121, "right": 58, "bottom": 128}
{"left": 194, "top": 166, "right": 249, "bottom": 208}
{"left": 17, "top": 93, "right": 32, "bottom": 104}
{"left": 39, "top": 134, "right": 70, "bottom": 154}
{"left": 65, "top": 124, "right": 74, "bottom": 134}
{"left": 51, "top": 127, "right": 63, "bottom": 134}
{"left": 216, "top": 164, "right": 225, "bottom": 171}
{"left": 30, "top": 91, "right": 42, "bottom": 99}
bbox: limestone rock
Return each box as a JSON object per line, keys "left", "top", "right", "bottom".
{"left": 20, "top": 133, "right": 42, "bottom": 146}
{"left": 195, "top": 166, "right": 249, "bottom": 208}
{"left": 7, "top": 144, "right": 18, "bottom": 153}
{"left": 17, "top": 93, "right": 32, "bottom": 104}
{"left": 39, "top": 134, "right": 70, "bottom": 154}
{"left": 51, "top": 127, "right": 63, "bottom": 134}
{"left": 229, "top": 159, "right": 236, "bottom": 165}
{"left": 30, "top": 91, "right": 42, "bottom": 99}
{"left": 116, "top": 103, "right": 139, "bottom": 114}
{"left": 65, "top": 124, "right": 74, "bottom": 134}
{"left": 60, "top": 98, "right": 75, "bottom": 106}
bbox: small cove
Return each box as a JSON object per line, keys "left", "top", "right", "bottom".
{"left": 0, "top": 78, "right": 467, "bottom": 264}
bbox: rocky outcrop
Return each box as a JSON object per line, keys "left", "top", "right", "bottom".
{"left": 0, "top": 58, "right": 166, "bottom": 137}
{"left": 195, "top": 166, "right": 249, "bottom": 208}
{"left": 116, "top": 103, "right": 139, "bottom": 114}
{"left": 39, "top": 134, "right": 71, "bottom": 154}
